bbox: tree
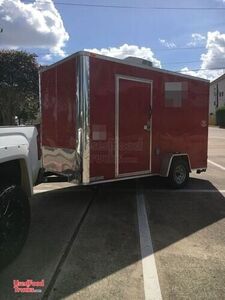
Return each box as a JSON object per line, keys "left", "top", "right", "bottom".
{"left": 0, "top": 50, "right": 39, "bottom": 125}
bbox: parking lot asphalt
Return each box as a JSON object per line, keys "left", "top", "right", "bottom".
{"left": 0, "top": 126, "right": 225, "bottom": 300}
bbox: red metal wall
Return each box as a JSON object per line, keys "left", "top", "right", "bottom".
{"left": 89, "top": 55, "right": 209, "bottom": 180}
{"left": 41, "top": 58, "right": 76, "bottom": 149}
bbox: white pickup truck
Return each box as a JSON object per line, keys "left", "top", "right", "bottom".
{"left": 0, "top": 126, "right": 41, "bottom": 269}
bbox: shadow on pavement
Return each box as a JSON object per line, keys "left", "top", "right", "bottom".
{"left": 0, "top": 176, "right": 224, "bottom": 299}
{"left": 142, "top": 178, "right": 225, "bottom": 253}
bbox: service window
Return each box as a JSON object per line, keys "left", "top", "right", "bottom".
{"left": 165, "top": 82, "right": 187, "bottom": 107}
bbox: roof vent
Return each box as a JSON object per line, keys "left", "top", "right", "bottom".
{"left": 124, "top": 56, "right": 153, "bottom": 67}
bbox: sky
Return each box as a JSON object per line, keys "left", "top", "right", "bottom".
{"left": 0, "top": 0, "right": 225, "bottom": 81}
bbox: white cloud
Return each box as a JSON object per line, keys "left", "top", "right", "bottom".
{"left": 201, "top": 31, "right": 225, "bottom": 69}
{"left": 181, "top": 31, "right": 225, "bottom": 81}
{"left": 180, "top": 67, "right": 223, "bottom": 82}
{"left": 0, "top": 0, "right": 69, "bottom": 56}
{"left": 192, "top": 33, "right": 206, "bottom": 41}
{"left": 159, "top": 38, "right": 176, "bottom": 49}
{"left": 42, "top": 53, "right": 53, "bottom": 61}
{"left": 85, "top": 44, "right": 161, "bottom": 68}
{"left": 187, "top": 33, "right": 206, "bottom": 47}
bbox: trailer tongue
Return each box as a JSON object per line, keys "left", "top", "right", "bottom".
{"left": 40, "top": 51, "right": 209, "bottom": 188}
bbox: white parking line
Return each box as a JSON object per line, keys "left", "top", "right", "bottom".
{"left": 208, "top": 159, "right": 225, "bottom": 171}
{"left": 137, "top": 189, "right": 162, "bottom": 300}
{"left": 34, "top": 188, "right": 225, "bottom": 195}
{"left": 146, "top": 189, "right": 225, "bottom": 194}
{"left": 34, "top": 189, "right": 50, "bottom": 194}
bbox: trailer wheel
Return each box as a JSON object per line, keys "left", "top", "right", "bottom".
{"left": 168, "top": 158, "right": 189, "bottom": 189}
{"left": 0, "top": 185, "right": 30, "bottom": 269}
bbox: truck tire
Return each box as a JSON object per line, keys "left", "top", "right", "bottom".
{"left": 168, "top": 158, "right": 189, "bottom": 189}
{"left": 0, "top": 185, "right": 30, "bottom": 269}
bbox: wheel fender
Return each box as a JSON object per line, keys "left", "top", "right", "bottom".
{"left": 160, "top": 153, "right": 191, "bottom": 177}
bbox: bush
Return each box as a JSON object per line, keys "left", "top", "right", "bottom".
{"left": 216, "top": 106, "right": 225, "bottom": 127}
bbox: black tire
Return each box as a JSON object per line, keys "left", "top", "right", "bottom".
{"left": 0, "top": 185, "right": 30, "bottom": 270}
{"left": 168, "top": 158, "right": 189, "bottom": 189}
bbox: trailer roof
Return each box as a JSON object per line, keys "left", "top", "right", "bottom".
{"left": 40, "top": 51, "right": 209, "bottom": 83}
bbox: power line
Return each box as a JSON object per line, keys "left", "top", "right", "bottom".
{"left": 1, "top": 46, "right": 224, "bottom": 70}
{"left": 22, "top": 0, "right": 225, "bottom": 10}
{"left": 166, "top": 59, "right": 225, "bottom": 65}
{"left": 0, "top": 45, "right": 210, "bottom": 61}
{"left": 32, "top": 51, "right": 225, "bottom": 64}
{"left": 19, "top": 46, "right": 206, "bottom": 57}
{"left": 3, "top": 47, "right": 225, "bottom": 68}
{"left": 26, "top": 51, "right": 225, "bottom": 67}
{"left": 153, "top": 46, "right": 206, "bottom": 52}
{"left": 167, "top": 60, "right": 204, "bottom": 65}
{"left": 178, "top": 67, "right": 225, "bottom": 72}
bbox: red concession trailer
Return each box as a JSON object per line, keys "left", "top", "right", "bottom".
{"left": 40, "top": 51, "right": 209, "bottom": 188}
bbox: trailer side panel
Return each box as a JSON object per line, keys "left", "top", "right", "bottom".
{"left": 41, "top": 58, "right": 77, "bottom": 173}
{"left": 89, "top": 55, "right": 209, "bottom": 182}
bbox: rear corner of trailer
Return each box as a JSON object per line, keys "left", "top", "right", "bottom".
{"left": 188, "top": 77, "right": 210, "bottom": 171}
{"left": 39, "top": 56, "right": 78, "bottom": 177}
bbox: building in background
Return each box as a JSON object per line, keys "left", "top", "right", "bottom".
{"left": 209, "top": 73, "right": 225, "bottom": 125}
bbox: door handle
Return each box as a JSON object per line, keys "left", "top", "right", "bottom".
{"left": 144, "top": 124, "right": 151, "bottom": 131}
